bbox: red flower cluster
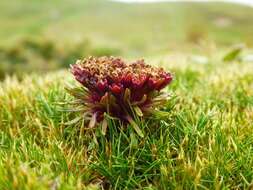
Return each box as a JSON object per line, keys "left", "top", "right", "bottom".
{"left": 67, "top": 56, "right": 172, "bottom": 136}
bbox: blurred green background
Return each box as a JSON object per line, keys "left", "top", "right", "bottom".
{"left": 1, "top": 0, "right": 253, "bottom": 79}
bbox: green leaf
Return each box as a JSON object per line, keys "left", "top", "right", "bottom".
{"left": 134, "top": 106, "right": 143, "bottom": 117}
{"left": 132, "top": 94, "right": 147, "bottom": 106}
{"left": 223, "top": 44, "right": 245, "bottom": 62}
{"left": 99, "top": 92, "right": 109, "bottom": 106}
{"left": 89, "top": 113, "right": 97, "bottom": 128}
{"left": 130, "top": 132, "right": 138, "bottom": 149}
{"left": 64, "top": 111, "right": 90, "bottom": 125}
{"left": 101, "top": 119, "right": 108, "bottom": 136}
{"left": 145, "top": 109, "right": 170, "bottom": 119}
{"left": 126, "top": 115, "right": 144, "bottom": 138}
{"left": 108, "top": 93, "right": 117, "bottom": 104}
{"left": 123, "top": 88, "right": 131, "bottom": 103}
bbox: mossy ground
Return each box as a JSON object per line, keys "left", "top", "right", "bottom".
{"left": 0, "top": 53, "right": 252, "bottom": 189}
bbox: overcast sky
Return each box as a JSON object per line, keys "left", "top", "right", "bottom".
{"left": 111, "top": 0, "right": 253, "bottom": 7}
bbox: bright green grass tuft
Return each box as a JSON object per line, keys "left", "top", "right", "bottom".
{"left": 0, "top": 54, "right": 253, "bottom": 189}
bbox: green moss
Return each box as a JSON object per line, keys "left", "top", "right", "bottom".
{"left": 0, "top": 54, "right": 252, "bottom": 189}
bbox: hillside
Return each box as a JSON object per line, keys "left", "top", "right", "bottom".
{"left": 1, "top": 0, "right": 253, "bottom": 55}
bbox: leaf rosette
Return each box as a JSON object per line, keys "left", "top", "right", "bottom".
{"left": 66, "top": 56, "right": 173, "bottom": 137}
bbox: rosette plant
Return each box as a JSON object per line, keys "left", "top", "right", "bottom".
{"left": 65, "top": 56, "right": 173, "bottom": 137}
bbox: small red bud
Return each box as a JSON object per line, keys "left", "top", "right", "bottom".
{"left": 124, "top": 73, "right": 132, "bottom": 84}
{"left": 110, "top": 84, "right": 122, "bottom": 93}
{"left": 132, "top": 76, "right": 146, "bottom": 89}
{"left": 96, "top": 79, "right": 108, "bottom": 91}
{"left": 148, "top": 78, "right": 155, "bottom": 90}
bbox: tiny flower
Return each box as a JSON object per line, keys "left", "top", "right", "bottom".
{"left": 66, "top": 56, "right": 173, "bottom": 137}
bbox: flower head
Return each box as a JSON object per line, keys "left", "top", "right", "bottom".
{"left": 67, "top": 56, "right": 172, "bottom": 136}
